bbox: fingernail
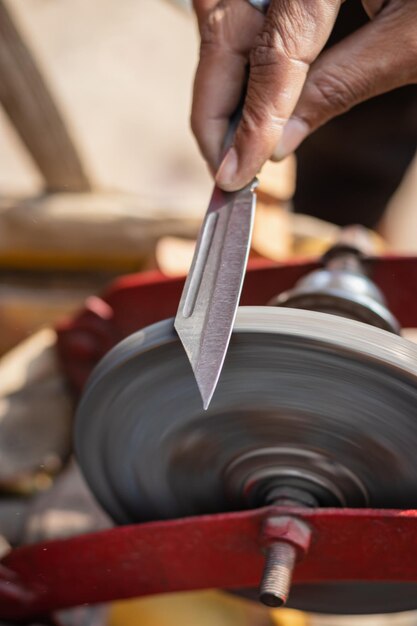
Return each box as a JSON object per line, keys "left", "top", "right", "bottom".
{"left": 216, "top": 147, "right": 238, "bottom": 187}
{"left": 272, "top": 118, "right": 309, "bottom": 161}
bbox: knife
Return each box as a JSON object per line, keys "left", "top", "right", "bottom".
{"left": 175, "top": 103, "right": 258, "bottom": 410}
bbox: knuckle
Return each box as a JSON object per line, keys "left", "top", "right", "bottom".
{"left": 199, "top": 1, "right": 228, "bottom": 47}
{"left": 267, "top": 1, "right": 324, "bottom": 63}
{"left": 240, "top": 99, "right": 265, "bottom": 136}
{"left": 266, "top": 0, "right": 351, "bottom": 67}
{"left": 240, "top": 96, "right": 286, "bottom": 138}
{"left": 309, "top": 67, "right": 362, "bottom": 116}
{"left": 250, "top": 27, "right": 308, "bottom": 74}
{"left": 250, "top": 30, "right": 279, "bottom": 69}
{"left": 372, "top": 2, "right": 417, "bottom": 84}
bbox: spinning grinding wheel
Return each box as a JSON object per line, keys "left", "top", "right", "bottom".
{"left": 76, "top": 306, "right": 417, "bottom": 614}
{"left": 4, "top": 252, "right": 417, "bottom": 620}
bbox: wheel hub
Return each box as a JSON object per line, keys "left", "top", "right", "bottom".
{"left": 224, "top": 446, "right": 369, "bottom": 508}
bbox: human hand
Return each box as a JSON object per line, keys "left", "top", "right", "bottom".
{"left": 191, "top": 0, "right": 417, "bottom": 191}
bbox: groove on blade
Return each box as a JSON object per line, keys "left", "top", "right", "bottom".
{"left": 175, "top": 180, "right": 257, "bottom": 409}
{"left": 182, "top": 211, "right": 219, "bottom": 319}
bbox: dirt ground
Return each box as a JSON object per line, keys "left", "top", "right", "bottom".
{"left": 0, "top": 0, "right": 416, "bottom": 244}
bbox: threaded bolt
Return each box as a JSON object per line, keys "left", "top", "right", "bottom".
{"left": 259, "top": 541, "right": 297, "bottom": 607}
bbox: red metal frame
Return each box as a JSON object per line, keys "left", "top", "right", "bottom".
{"left": 56, "top": 255, "right": 417, "bottom": 393}
{"left": 3, "top": 508, "right": 417, "bottom": 620}
{"left": 2, "top": 255, "right": 417, "bottom": 620}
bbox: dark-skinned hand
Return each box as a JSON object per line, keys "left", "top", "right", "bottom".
{"left": 191, "top": 0, "right": 417, "bottom": 190}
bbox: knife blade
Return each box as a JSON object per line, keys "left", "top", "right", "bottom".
{"left": 175, "top": 154, "right": 257, "bottom": 410}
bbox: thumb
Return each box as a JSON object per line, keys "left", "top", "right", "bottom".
{"left": 215, "top": 0, "right": 342, "bottom": 191}
{"left": 272, "top": 1, "right": 417, "bottom": 161}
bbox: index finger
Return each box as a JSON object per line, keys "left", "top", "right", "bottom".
{"left": 216, "top": 0, "right": 342, "bottom": 190}
{"left": 191, "top": 0, "right": 264, "bottom": 172}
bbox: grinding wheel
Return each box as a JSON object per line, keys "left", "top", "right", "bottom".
{"left": 75, "top": 307, "right": 417, "bottom": 613}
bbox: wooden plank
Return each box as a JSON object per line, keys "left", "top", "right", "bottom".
{"left": 0, "top": 1, "right": 91, "bottom": 192}
{"left": 0, "top": 191, "right": 200, "bottom": 271}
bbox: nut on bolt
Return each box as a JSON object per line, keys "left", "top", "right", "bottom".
{"left": 260, "top": 515, "right": 311, "bottom": 608}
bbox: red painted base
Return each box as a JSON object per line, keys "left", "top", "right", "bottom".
{"left": 3, "top": 256, "right": 417, "bottom": 619}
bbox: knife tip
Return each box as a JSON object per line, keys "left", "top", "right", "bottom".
{"left": 175, "top": 321, "right": 221, "bottom": 410}
{"left": 197, "top": 376, "right": 217, "bottom": 411}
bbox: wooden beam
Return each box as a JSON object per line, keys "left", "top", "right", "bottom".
{"left": 0, "top": 191, "right": 200, "bottom": 271}
{"left": 0, "top": 1, "right": 91, "bottom": 192}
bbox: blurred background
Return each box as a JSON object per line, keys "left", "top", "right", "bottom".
{"left": 1, "top": 0, "right": 416, "bottom": 239}
{"left": 1, "top": 0, "right": 209, "bottom": 209}
{"left": 0, "top": 1, "right": 416, "bottom": 625}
